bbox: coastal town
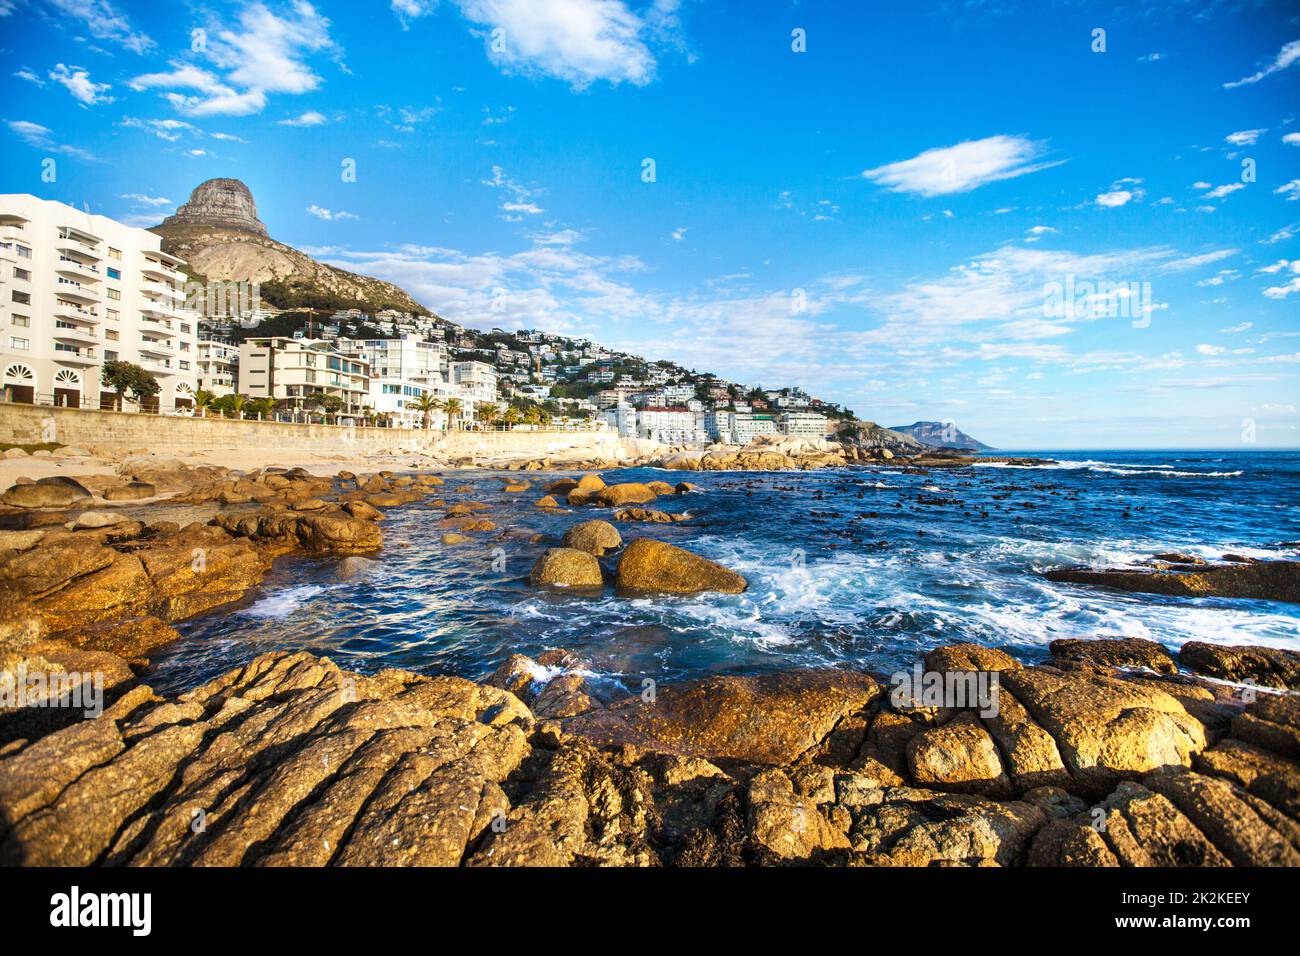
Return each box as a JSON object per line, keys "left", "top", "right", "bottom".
{"left": 1, "top": 186, "right": 853, "bottom": 445}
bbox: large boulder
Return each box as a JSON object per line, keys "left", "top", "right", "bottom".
{"left": 906, "top": 713, "right": 1012, "bottom": 796}
{"left": 595, "top": 483, "right": 658, "bottom": 507}
{"left": 529, "top": 548, "right": 604, "bottom": 589}
{"left": 103, "top": 482, "right": 155, "bottom": 501}
{"left": 1050, "top": 637, "right": 1177, "bottom": 675}
{"left": 566, "top": 669, "right": 879, "bottom": 764}
{"left": 615, "top": 538, "right": 746, "bottom": 594}
{"left": 561, "top": 520, "right": 622, "bottom": 556}
{"left": 1, "top": 483, "right": 89, "bottom": 509}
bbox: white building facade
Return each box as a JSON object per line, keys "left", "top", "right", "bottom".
{"left": 0, "top": 194, "right": 198, "bottom": 412}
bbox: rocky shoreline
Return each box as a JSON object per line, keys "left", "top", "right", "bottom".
{"left": 1, "top": 452, "right": 1298, "bottom": 867}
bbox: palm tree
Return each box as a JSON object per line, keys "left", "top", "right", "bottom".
{"left": 443, "top": 398, "right": 464, "bottom": 430}
{"left": 410, "top": 392, "right": 443, "bottom": 430}
{"left": 228, "top": 393, "right": 247, "bottom": 420}
{"left": 476, "top": 404, "right": 501, "bottom": 429}
{"left": 502, "top": 406, "right": 523, "bottom": 428}
{"left": 194, "top": 389, "right": 216, "bottom": 417}
{"left": 248, "top": 397, "right": 276, "bottom": 420}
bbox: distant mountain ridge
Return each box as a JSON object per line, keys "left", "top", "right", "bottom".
{"left": 151, "top": 178, "right": 428, "bottom": 316}
{"left": 889, "top": 421, "right": 994, "bottom": 451}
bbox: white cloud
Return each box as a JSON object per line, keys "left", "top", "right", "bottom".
{"left": 862, "top": 135, "right": 1063, "bottom": 197}
{"left": 1276, "top": 180, "right": 1300, "bottom": 201}
{"left": 121, "top": 117, "right": 197, "bottom": 141}
{"left": 1263, "top": 223, "right": 1297, "bottom": 244}
{"left": 45, "top": 0, "right": 154, "bottom": 54}
{"left": 131, "top": 2, "right": 335, "bottom": 117}
{"left": 1225, "top": 128, "right": 1266, "bottom": 146}
{"left": 1223, "top": 39, "right": 1300, "bottom": 89}
{"left": 1221, "top": 323, "right": 1253, "bottom": 333}
{"left": 13, "top": 69, "right": 44, "bottom": 87}
{"left": 1195, "top": 344, "right": 1225, "bottom": 355}
{"left": 1285, "top": 132, "right": 1300, "bottom": 146}
{"left": 1202, "top": 182, "right": 1245, "bottom": 200}
{"left": 279, "top": 110, "right": 327, "bottom": 126}
{"left": 307, "top": 205, "right": 358, "bottom": 221}
{"left": 1096, "top": 190, "right": 1136, "bottom": 208}
{"left": 391, "top": 0, "right": 437, "bottom": 29}
{"left": 120, "top": 193, "right": 172, "bottom": 206}
{"left": 453, "top": 0, "right": 664, "bottom": 88}
{"left": 5, "top": 119, "right": 95, "bottom": 160}
{"left": 671, "top": 226, "right": 687, "bottom": 241}
{"left": 49, "top": 63, "right": 113, "bottom": 106}
{"left": 483, "top": 164, "right": 545, "bottom": 219}
{"left": 1137, "top": 52, "right": 1164, "bottom": 62}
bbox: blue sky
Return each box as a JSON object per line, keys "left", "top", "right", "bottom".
{"left": 2, "top": 0, "right": 1298, "bottom": 449}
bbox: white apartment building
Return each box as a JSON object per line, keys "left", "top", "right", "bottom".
{"left": 238, "top": 336, "right": 369, "bottom": 418}
{"left": 601, "top": 402, "right": 637, "bottom": 437}
{"left": 453, "top": 360, "right": 498, "bottom": 404}
{"left": 734, "top": 412, "right": 779, "bottom": 444}
{"left": 779, "top": 410, "right": 831, "bottom": 438}
{"left": 196, "top": 338, "right": 238, "bottom": 396}
{"left": 636, "top": 406, "right": 700, "bottom": 445}
{"left": 338, "top": 333, "right": 447, "bottom": 383}
{"left": 0, "top": 194, "right": 198, "bottom": 411}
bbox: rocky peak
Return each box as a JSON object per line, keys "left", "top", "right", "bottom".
{"left": 161, "top": 177, "right": 267, "bottom": 236}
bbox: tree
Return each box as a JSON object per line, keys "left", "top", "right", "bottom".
{"left": 248, "top": 397, "right": 276, "bottom": 420}
{"left": 410, "top": 392, "right": 443, "bottom": 430}
{"left": 476, "top": 404, "right": 501, "bottom": 428}
{"left": 194, "top": 388, "right": 216, "bottom": 415}
{"left": 100, "top": 360, "right": 159, "bottom": 411}
{"left": 316, "top": 393, "right": 344, "bottom": 423}
{"left": 443, "top": 398, "right": 464, "bottom": 429}
{"left": 502, "top": 406, "right": 523, "bottom": 427}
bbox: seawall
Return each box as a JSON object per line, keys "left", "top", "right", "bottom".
{"left": 0, "top": 402, "right": 646, "bottom": 462}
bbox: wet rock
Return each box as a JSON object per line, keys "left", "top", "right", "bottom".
{"left": 336, "top": 556, "right": 378, "bottom": 581}
{"left": 747, "top": 768, "right": 850, "bottom": 861}
{"left": 595, "top": 483, "right": 658, "bottom": 507}
{"left": 1178, "top": 641, "right": 1300, "bottom": 690}
{"left": 343, "top": 500, "right": 383, "bottom": 521}
{"left": 561, "top": 520, "right": 622, "bottom": 556}
{"left": 70, "top": 511, "right": 126, "bottom": 530}
{"left": 924, "top": 644, "right": 1022, "bottom": 673}
{"left": 1045, "top": 560, "right": 1300, "bottom": 604}
{"left": 534, "top": 495, "right": 560, "bottom": 509}
{"left": 565, "top": 669, "right": 879, "bottom": 765}
{"left": 614, "top": 538, "right": 747, "bottom": 594}
{"left": 613, "top": 508, "right": 676, "bottom": 523}
{"left": 574, "top": 474, "right": 605, "bottom": 494}
{"left": 1050, "top": 637, "right": 1177, "bottom": 674}
{"left": 441, "top": 533, "right": 470, "bottom": 546}
{"left": 1144, "top": 768, "right": 1300, "bottom": 866}
{"left": 529, "top": 548, "right": 604, "bottom": 589}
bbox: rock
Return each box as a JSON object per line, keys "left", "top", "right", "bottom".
{"left": 566, "top": 669, "right": 879, "bottom": 765}
{"left": 646, "top": 481, "right": 677, "bottom": 496}
{"left": 999, "top": 667, "right": 1207, "bottom": 796}
{"left": 70, "top": 511, "right": 126, "bottom": 530}
{"left": 1, "top": 483, "right": 89, "bottom": 509}
{"left": 343, "top": 500, "right": 383, "bottom": 521}
{"left": 0, "top": 530, "right": 45, "bottom": 553}
{"left": 292, "top": 498, "right": 330, "bottom": 512}
{"left": 574, "top": 474, "right": 606, "bottom": 494}
{"left": 162, "top": 177, "right": 269, "bottom": 234}
{"left": 529, "top": 548, "right": 604, "bottom": 589}
{"left": 1045, "top": 560, "right": 1300, "bottom": 604}
{"left": 746, "top": 768, "right": 850, "bottom": 861}
{"left": 2, "top": 447, "right": 28, "bottom": 459}
{"left": 924, "top": 644, "right": 1022, "bottom": 673}
{"left": 1144, "top": 769, "right": 1300, "bottom": 866}
{"left": 441, "top": 533, "right": 470, "bottom": 545}
{"left": 675, "top": 482, "right": 699, "bottom": 494}
{"left": 613, "top": 508, "right": 676, "bottom": 523}
{"left": 336, "top": 556, "right": 378, "bottom": 581}
{"left": 1178, "top": 641, "right": 1300, "bottom": 690}
{"left": 103, "top": 482, "right": 155, "bottom": 501}
{"left": 595, "top": 483, "right": 658, "bottom": 507}
{"left": 1050, "top": 637, "right": 1177, "bottom": 674}
{"left": 534, "top": 495, "right": 560, "bottom": 508}
{"left": 907, "top": 713, "right": 1012, "bottom": 796}
{"left": 561, "top": 520, "right": 622, "bottom": 556}
{"left": 614, "top": 538, "right": 747, "bottom": 594}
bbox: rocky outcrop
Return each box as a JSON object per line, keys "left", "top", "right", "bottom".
{"left": 1178, "top": 641, "right": 1300, "bottom": 690}
{"left": 3, "top": 643, "right": 1300, "bottom": 867}
{"left": 1044, "top": 560, "right": 1300, "bottom": 604}
{"left": 529, "top": 548, "right": 604, "bottom": 589}
{"left": 561, "top": 520, "right": 622, "bottom": 556}
{"left": 161, "top": 178, "right": 268, "bottom": 235}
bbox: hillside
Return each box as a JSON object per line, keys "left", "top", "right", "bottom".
{"left": 889, "top": 420, "right": 994, "bottom": 451}
{"left": 150, "top": 179, "right": 429, "bottom": 316}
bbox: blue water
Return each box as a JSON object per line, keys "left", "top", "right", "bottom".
{"left": 147, "top": 450, "right": 1300, "bottom": 697}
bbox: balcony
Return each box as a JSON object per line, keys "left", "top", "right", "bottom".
{"left": 54, "top": 278, "right": 100, "bottom": 303}
{"left": 53, "top": 301, "right": 100, "bottom": 323}
{"left": 141, "top": 317, "right": 178, "bottom": 337}
{"left": 139, "top": 338, "right": 175, "bottom": 354}
{"left": 140, "top": 260, "right": 177, "bottom": 281}
{"left": 53, "top": 322, "right": 98, "bottom": 345}
{"left": 141, "top": 281, "right": 185, "bottom": 303}
{"left": 57, "top": 257, "right": 101, "bottom": 280}
{"left": 53, "top": 346, "right": 97, "bottom": 366}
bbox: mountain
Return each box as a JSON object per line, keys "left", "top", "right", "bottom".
{"left": 836, "top": 420, "right": 928, "bottom": 455}
{"left": 888, "top": 421, "right": 994, "bottom": 451}
{"left": 151, "top": 178, "right": 429, "bottom": 316}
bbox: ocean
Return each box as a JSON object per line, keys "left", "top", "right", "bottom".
{"left": 147, "top": 449, "right": 1300, "bottom": 697}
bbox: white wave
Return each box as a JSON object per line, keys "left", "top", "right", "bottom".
{"left": 241, "top": 584, "right": 328, "bottom": 619}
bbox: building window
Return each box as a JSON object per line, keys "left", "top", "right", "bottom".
{"left": 13, "top": 267, "right": 29, "bottom": 281}
{"left": 108, "top": 247, "right": 121, "bottom": 260}
{"left": 107, "top": 267, "right": 121, "bottom": 280}
{"left": 106, "top": 309, "right": 119, "bottom": 321}
{"left": 179, "top": 360, "right": 190, "bottom": 370}
{"left": 106, "top": 288, "right": 121, "bottom": 301}
{"left": 15, "top": 245, "right": 31, "bottom": 259}
{"left": 12, "top": 315, "right": 29, "bottom": 328}
{"left": 11, "top": 291, "right": 30, "bottom": 305}
{"left": 105, "top": 329, "right": 119, "bottom": 341}
{"left": 179, "top": 341, "right": 189, "bottom": 351}
{"left": 104, "top": 351, "right": 118, "bottom": 361}
{"left": 10, "top": 336, "right": 29, "bottom": 350}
